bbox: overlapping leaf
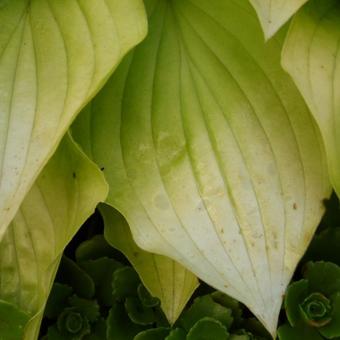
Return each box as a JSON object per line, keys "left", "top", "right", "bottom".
{"left": 0, "top": 0, "right": 147, "bottom": 239}
{"left": 73, "top": 0, "right": 330, "bottom": 334}
{"left": 248, "top": 0, "right": 308, "bottom": 39}
{"left": 101, "top": 204, "right": 199, "bottom": 324}
{"left": 0, "top": 135, "right": 108, "bottom": 339}
{"left": 282, "top": 0, "right": 340, "bottom": 197}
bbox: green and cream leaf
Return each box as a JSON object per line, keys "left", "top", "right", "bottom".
{"left": 0, "top": 134, "right": 108, "bottom": 339}
{"left": 101, "top": 204, "right": 199, "bottom": 325}
{"left": 282, "top": 0, "right": 340, "bottom": 197}
{"left": 248, "top": 0, "right": 308, "bottom": 39}
{"left": 73, "top": 0, "right": 330, "bottom": 334}
{"left": 0, "top": 0, "right": 147, "bottom": 239}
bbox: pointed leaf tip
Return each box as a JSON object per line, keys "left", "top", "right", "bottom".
{"left": 73, "top": 0, "right": 330, "bottom": 334}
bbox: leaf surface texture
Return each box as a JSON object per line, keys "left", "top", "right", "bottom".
{"left": 282, "top": 0, "right": 340, "bottom": 197}
{"left": 73, "top": 0, "right": 330, "bottom": 333}
{"left": 0, "top": 0, "right": 147, "bottom": 238}
{"left": 0, "top": 135, "right": 108, "bottom": 339}
{"left": 101, "top": 204, "right": 199, "bottom": 324}
{"left": 248, "top": 0, "right": 308, "bottom": 38}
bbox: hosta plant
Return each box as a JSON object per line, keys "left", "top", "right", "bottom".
{"left": 2, "top": 0, "right": 340, "bottom": 338}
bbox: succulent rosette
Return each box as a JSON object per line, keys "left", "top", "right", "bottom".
{"left": 278, "top": 261, "right": 340, "bottom": 340}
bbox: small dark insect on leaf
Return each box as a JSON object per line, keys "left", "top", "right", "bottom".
{"left": 100, "top": 167, "right": 105, "bottom": 171}
{"left": 72, "top": 172, "right": 76, "bottom": 179}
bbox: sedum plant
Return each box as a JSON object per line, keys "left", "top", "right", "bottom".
{"left": 278, "top": 262, "right": 340, "bottom": 340}
{"left": 40, "top": 226, "right": 271, "bottom": 340}
{"left": 2, "top": 0, "right": 340, "bottom": 338}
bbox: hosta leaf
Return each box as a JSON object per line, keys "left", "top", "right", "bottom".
{"left": 0, "top": 0, "right": 147, "bottom": 239}
{"left": 0, "top": 134, "right": 108, "bottom": 339}
{"left": 101, "top": 204, "right": 198, "bottom": 324}
{"left": 248, "top": 0, "right": 308, "bottom": 39}
{"left": 282, "top": 0, "right": 340, "bottom": 197}
{"left": 73, "top": 0, "right": 330, "bottom": 334}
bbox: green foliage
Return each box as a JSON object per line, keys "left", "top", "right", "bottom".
{"left": 72, "top": 0, "right": 330, "bottom": 334}
{"left": 41, "top": 195, "right": 340, "bottom": 340}
{"left": 4, "top": 0, "right": 340, "bottom": 338}
{"left": 179, "top": 295, "right": 233, "bottom": 331}
{"left": 57, "top": 256, "right": 96, "bottom": 300}
{"left": 41, "top": 227, "right": 272, "bottom": 340}
{"left": 279, "top": 262, "right": 340, "bottom": 339}
{"left": 304, "top": 228, "right": 340, "bottom": 266}
{"left": 186, "top": 317, "right": 229, "bottom": 340}
{"left": 44, "top": 284, "right": 73, "bottom": 320}
{"left": 0, "top": 300, "right": 30, "bottom": 340}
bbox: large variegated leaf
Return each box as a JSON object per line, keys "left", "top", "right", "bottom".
{"left": 72, "top": 0, "right": 330, "bottom": 334}
{"left": 0, "top": 134, "right": 108, "bottom": 339}
{"left": 100, "top": 204, "right": 199, "bottom": 324}
{"left": 282, "top": 0, "right": 340, "bottom": 197}
{"left": 248, "top": 0, "right": 308, "bottom": 39}
{"left": 0, "top": 0, "right": 147, "bottom": 239}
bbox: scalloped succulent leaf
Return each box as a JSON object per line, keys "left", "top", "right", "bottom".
{"left": 107, "top": 303, "right": 145, "bottom": 340}
{"left": 285, "top": 280, "right": 309, "bottom": 326}
{"left": 165, "top": 328, "right": 187, "bottom": 340}
{"left": 186, "top": 317, "right": 229, "bottom": 340}
{"left": 101, "top": 204, "right": 198, "bottom": 324}
{"left": 75, "top": 235, "right": 118, "bottom": 262}
{"left": 278, "top": 324, "right": 323, "bottom": 340}
{"left": 180, "top": 295, "right": 233, "bottom": 331}
{"left": 134, "top": 327, "right": 171, "bottom": 340}
{"left": 58, "top": 256, "right": 95, "bottom": 299}
{"left": 112, "top": 266, "right": 140, "bottom": 301}
{"left": 125, "top": 297, "right": 156, "bottom": 326}
{"left": 305, "top": 262, "right": 340, "bottom": 297}
{"left": 68, "top": 295, "right": 100, "bottom": 323}
{"left": 44, "top": 283, "right": 73, "bottom": 320}
{"left": 79, "top": 257, "right": 123, "bottom": 307}
{"left": 84, "top": 317, "right": 107, "bottom": 340}
{"left": 318, "top": 292, "right": 340, "bottom": 339}
{"left": 137, "top": 284, "right": 160, "bottom": 308}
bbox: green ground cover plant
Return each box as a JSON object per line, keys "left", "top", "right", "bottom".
{"left": 2, "top": 0, "right": 340, "bottom": 338}
{"left": 38, "top": 196, "right": 340, "bottom": 339}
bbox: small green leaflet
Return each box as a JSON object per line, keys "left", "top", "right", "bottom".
{"left": 101, "top": 204, "right": 199, "bottom": 324}
{"left": 73, "top": 0, "right": 329, "bottom": 334}
{"left": 0, "top": 0, "right": 147, "bottom": 240}
{"left": 248, "top": 0, "right": 308, "bottom": 39}
{"left": 0, "top": 134, "right": 108, "bottom": 339}
{"left": 282, "top": 0, "right": 340, "bottom": 197}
